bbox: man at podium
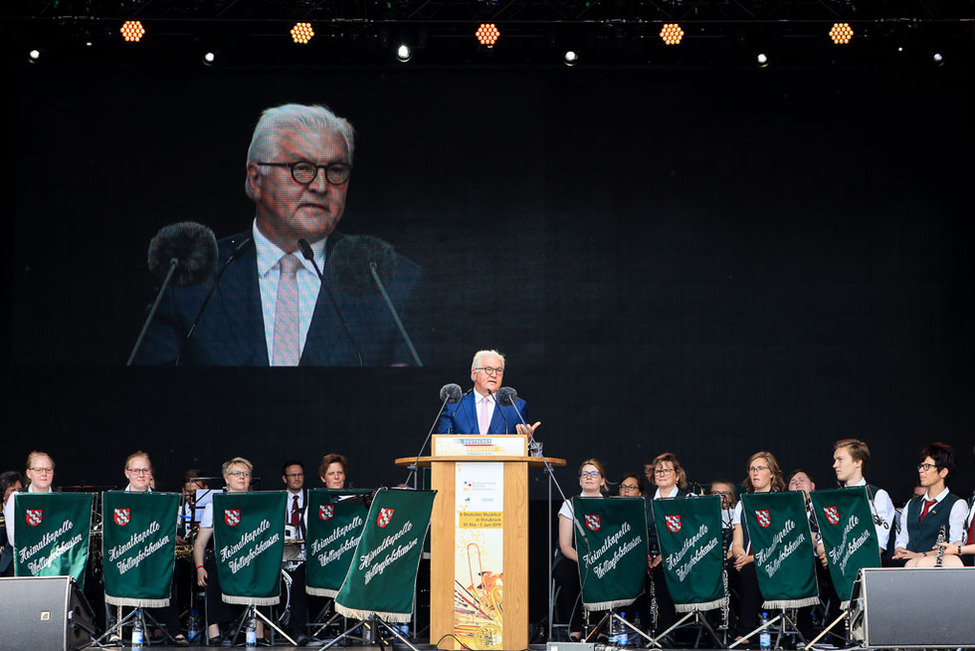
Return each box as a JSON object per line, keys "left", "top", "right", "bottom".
{"left": 438, "top": 349, "right": 540, "bottom": 437}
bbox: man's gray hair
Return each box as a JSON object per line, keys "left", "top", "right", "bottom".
{"left": 471, "top": 349, "right": 505, "bottom": 371}
{"left": 245, "top": 103, "right": 356, "bottom": 199}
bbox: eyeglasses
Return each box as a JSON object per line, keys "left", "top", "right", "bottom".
{"left": 30, "top": 467, "right": 54, "bottom": 474}
{"left": 654, "top": 468, "right": 675, "bottom": 476}
{"left": 285, "top": 473, "right": 304, "bottom": 478}
{"left": 474, "top": 366, "right": 504, "bottom": 376}
{"left": 127, "top": 468, "right": 152, "bottom": 475}
{"left": 256, "top": 161, "right": 352, "bottom": 186}
{"left": 581, "top": 471, "right": 601, "bottom": 479}
{"left": 620, "top": 484, "right": 640, "bottom": 492}
{"left": 228, "top": 471, "right": 251, "bottom": 477}
{"left": 748, "top": 466, "right": 770, "bottom": 473}
{"left": 711, "top": 490, "right": 732, "bottom": 497}
{"left": 917, "top": 463, "right": 938, "bottom": 472}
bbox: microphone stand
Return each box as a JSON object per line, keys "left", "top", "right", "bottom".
{"left": 405, "top": 396, "right": 453, "bottom": 490}
{"left": 298, "top": 238, "right": 363, "bottom": 366}
{"left": 499, "top": 389, "right": 588, "bottom": 641}
{"left": 127, "top": 258, "right": 180, "bottom": 366}
{"left": 369, "top": 262, "right": 423, "bottom": 367}
{"left": 175, "top": 237, "right": 252, "bottom": 366}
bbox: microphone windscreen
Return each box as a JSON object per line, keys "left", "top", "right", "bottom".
{"left": 331, "top": 235, "right": 395, "bottom": 296}
{"left": 440, "top": 383, "right": 463, "bottom": 404}
{"left": 496, "top": 386, "right": 518, "bottom": 406}
{"left": 147, "top": 221, "right": 218, "bottom": 286}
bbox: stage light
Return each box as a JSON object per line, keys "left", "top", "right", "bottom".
{"left": 932, "top": 52, "right": 944, "bottom": 65}
{"left": 829, "top": 23, "right": 854, "bottom": 45}
{"left": 476, "top": 23, "right": 500, "bottom": 48}
{"left": 756, "top": 52, "right": 769, "bottom": 67}
{"left": 28, "top": 49, "right": 41, "bottom": 63}
{"left": 563, "top": 50, "right": 579, "bottom": 67}
{"left": 291, "top": 22, "right": 315, "bottom": 45}
{"left": 660, "top": 23, "right": 684, "bottom": 46}
{"left": 396, "top": 44, "right": 412, "bottom": 62}
{"left": 120, "top": 21, "right": 146, "bottom": 43}
{"left": 202, "top": 51, "right": 217, "bottom": 66}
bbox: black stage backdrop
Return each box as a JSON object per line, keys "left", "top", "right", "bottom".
{"left": 3, "top": 62, "right": 973, "bottom": 619}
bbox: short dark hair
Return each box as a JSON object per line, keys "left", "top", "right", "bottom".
{"left": 617, "top": 472, "right": 647, "bottom": 495}
{"left": 1, "top": 470, "right": 22, "bottom": 497}
{"left": 920, "top": 442, "right": 956, "bottom": 479}
{"left": 281, "top": 460, "right": 305, "bottom": 476}
{"left": 319, "top": 453, "right": 348, "bottom": 478}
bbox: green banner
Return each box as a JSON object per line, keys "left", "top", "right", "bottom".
{"left": 653, "top": 495, "right": 727, "bottom": 612}
{"left": 809, "top": 488, "right": 880, "bottom": 606}
{"left": 102, "top": 491, "right": 179, "bottom": 607}
{"left": 335, "top": 488, "right": 436, "bottom": 622}
{"left": 13, "top": 492, "right": 92, "bottom": 588}
{"left": 741, "top": 492, "right": 819, "bottom": 609}
{"left": 306, "top": 489, "right": 370, "bottom": 597}
{"left": 573, "top": 496, "right": 648, "bottom": 612}
{"left": 213, "top": 492, "right": 286, "bottom": 606}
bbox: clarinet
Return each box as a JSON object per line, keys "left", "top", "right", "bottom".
{"left": 934, "top": 525, "right": 947, "bottom": 567}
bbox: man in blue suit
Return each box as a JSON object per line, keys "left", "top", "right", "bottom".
{"left": 133, "top": 103, "right": 425, "bottom": 366}
{"left": 438, "top": 349, "right": 541, "bottom": 436}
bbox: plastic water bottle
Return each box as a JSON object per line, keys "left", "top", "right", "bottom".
{"left": 131, "top": 615, "right": 144, "bottom": 647}
{"left": 187, "top": 609, "right": 201, "bottom": 643}
{"left": 759, "top": 612, "right": 771, "bottom": 650}
{"left": 611, "top": 612, "right": 629, "bottom": 646}
{"left": 245, "top": 613, "right": 257, "bottom": 647}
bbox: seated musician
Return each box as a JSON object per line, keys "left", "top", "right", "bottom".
{"left": 3, "top": 451, "right": 56, "bottom": 570}
{"left": 106, "top": 452, "right": 187, "bottom": 646}
{"left": 645, "top": 452, "right": 692, "bottom": 638}
{"left": 319, "top": 454, "right": 348, "bottom": 489}
{"left": 709, "top": 479, "right": 737, "bottom": 558}
{"left": 831, "top": 438, "right": 897, "bottom": 561}
{"left": 616, "top": 472, "right": 650, "bottom": 627}
{"left": 193, "top": 457, "right": 265, "bottom": 645}
{"left": 553, "top": 459, "right": 608, "bottom": 641}
{"left": 0, "top": 470, "right": 23, "bottom": 576}
{"left": 892, "top": 442, "right": 967, "bottom": 567}
{"left": 731, "top": 451, "right": 785, "bottom": 644}
{"left": 281, "top": 459, "right": 311, "bottom": 645}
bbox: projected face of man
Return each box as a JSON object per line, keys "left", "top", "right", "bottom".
{"left": 248, "top": 127, "right": 350, "bottom": 253}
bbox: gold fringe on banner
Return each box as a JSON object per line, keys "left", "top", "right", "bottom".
{"left": 222, "top": 594, "right": 279, "bottom": 606}
{"left": 105, "top": 595, "right": 171, "bottom": 608}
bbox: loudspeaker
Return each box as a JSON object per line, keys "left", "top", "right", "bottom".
{"left": 850, "top": 567, "right": 975, "bottom": 648}
{"left": 0, "top": 576, "right": 95, "bottom": 650}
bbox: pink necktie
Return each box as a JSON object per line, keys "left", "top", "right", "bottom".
{"left": 271, "top": 254, "right": 302, "bottom": 366}
{"left": 478, "top": 396, "right": 492, "bottom": 434}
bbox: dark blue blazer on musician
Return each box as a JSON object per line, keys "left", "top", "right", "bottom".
{"left": 437, "top": 391, "right": 528, "bottom": 435}
{"left": 132, "top": 231, "right": 426, "bottom": 366}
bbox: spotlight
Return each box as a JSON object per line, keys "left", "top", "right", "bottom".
{"left": 120, "top": 21, "right": 146, "bottom": 43}
{"left": 563, "top": 50, "right": 579, "bottom": 67}
{"left": 932, "top": 52, "right": 944, "bottom": 65}
{"left": 291, "top": 22, "right": 315, "bottom": 45}
{"left": 829, "top": 23, "right": 854, "bottom": 45}
{"left": 28, "top": 49, "right": 41, "bottom": 63}
{"left": 396, "top": 44, "right": 412, "bottom": 62}
{"left": 756, "top": 52, "right": 769, "bottom": 67}
{"left": 659, "top": 23, "right": 684, "bottom": 46}
{"left": 202, "top": 51, "right": 217, "bottom": 66}
{"left": 475, "top": 23, "right": 500, "bottom": 48}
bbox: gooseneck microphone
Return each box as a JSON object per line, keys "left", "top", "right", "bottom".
{"left": 297, "top": 238, "right": 363, "bottom": 367}
{"left": 405, "top": 383, "right": 464, "bottom": 489}
{"left": 485, "top": 388, "right": 510, "bottom": 434}
{"left": 496, "top": 386, "right": 544, "bottom": 456}
{"left": 128, "top": 222, "right": 218, "bottom": 365}
{"left": 330, "top": 235, "right": 423, "bottom": 366}
{"left": 176, "top": 236, "right": 253, "bottom": 365}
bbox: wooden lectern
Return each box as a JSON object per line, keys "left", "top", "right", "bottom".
{"left": 396, "top": 435, "right": 564, "bottom": 650}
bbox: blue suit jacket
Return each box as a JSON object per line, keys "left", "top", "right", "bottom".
{"left": 133, "top": 231, "right": 426, "bottom": 366}
{"left": 437, "top": 391, "right": 528, "bottom": 434}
